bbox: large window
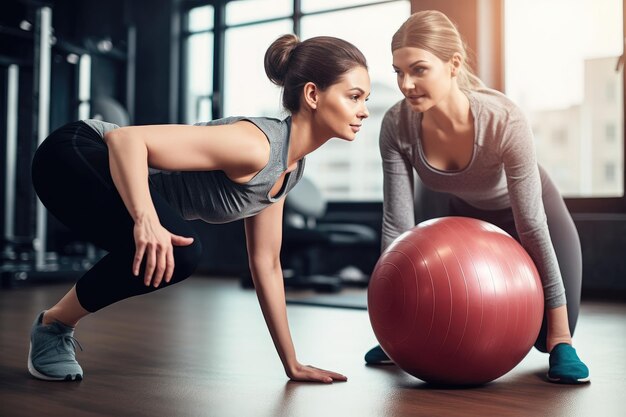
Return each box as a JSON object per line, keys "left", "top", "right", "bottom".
{"left": 182, "top": 0, "right": 410, "bottom": 202}
{"left": 300, "top": 2, "right": 409, "bottom": 201}
{"left": 224, "top": 20, "right": 292, "bottom": 117}
{"left": 505, "top": 0, "right": 624, "bottom": 198}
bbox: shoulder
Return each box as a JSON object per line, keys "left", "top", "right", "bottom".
{"left": 82, "top": 119, "right": 121, "bottom": 138}
{"left": 243, "top": 116, "right": 291, "bottom": 145}
{"left": 469, "top": 89, "right": 536, "bottom": 156}
{"left": 198, "top": 117, "right": 272, "bottom": 172}
{"left": 198, "top": 115, "right": 288, "bottom": 137}
{"left": 231, "top": 119, "right": 273, "bottom": 171}
{"left": 243, "top": 115, "right": 286, "bottom": 129}
{"left": 468, "top": 88, "right": 528, "bottom": 124}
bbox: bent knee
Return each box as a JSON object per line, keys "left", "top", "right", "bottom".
{"left": 171, "top": 238, "right": 203, "bottom": 281}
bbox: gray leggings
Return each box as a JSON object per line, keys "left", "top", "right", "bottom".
{"left": 424, "top": 166, "right": 582, "bottom": 353}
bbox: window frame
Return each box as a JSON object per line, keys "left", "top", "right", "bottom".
{"left": 179, "top": 1, "right": 215, "bottom": 123}
{"left": 180, "top": 0, "right": 407, "bottom": 119}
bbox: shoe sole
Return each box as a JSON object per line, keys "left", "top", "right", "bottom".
{"left": 28, "top": 342, "right": 83, "bottom": 381}
{"left": 546, "top": 373, "right": 590, "bottom": 384}
{"left": 365, "top": 360, "right": 395, "bottom": 365}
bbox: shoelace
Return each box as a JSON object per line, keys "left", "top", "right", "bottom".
{"left": 57, "top": 334, "right": 84, "bottom": 354}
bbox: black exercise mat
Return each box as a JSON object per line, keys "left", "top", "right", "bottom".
{"left": 286, "top": 291, "right": 368, "bottom": 310}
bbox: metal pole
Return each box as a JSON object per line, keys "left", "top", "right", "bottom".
{"left": 4, "top": 64, "right": 19, "bottom": 242}
{"left": 34, "top": 6, "right": 52, "bottom": 270}
{"left": 78, "top": 54, "right": 91, "bottom": 120}
{"left": 293, "top": 0, "right": 301, "bottom": 37}
{"left": 77, "top": 52, "right": 98, "bottom": 263}
{"left": 212, "top": 2, "right": 225, "bottom": 119}
{"left": 126, "top": 25, "right": 136, "bottom": 124}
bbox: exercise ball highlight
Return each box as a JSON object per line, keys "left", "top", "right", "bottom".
{"left": 368, "top": 217, "right": 544, "bottom": 385}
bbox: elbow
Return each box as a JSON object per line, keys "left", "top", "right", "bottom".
{"left": 103, "top": 128, "right": 130, "bottom": 148}
{"left": 248, "top": 255, "right": 282, "bottom": 278}
{"left": 102, "top": 129, "right": 119, "bottom": 145}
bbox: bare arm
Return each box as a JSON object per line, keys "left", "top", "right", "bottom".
{"left": 103, "top": 122, "right": 269, "bottom": 286}
{"left": 105, "top": 122, "right": 269, "bottom": 177}
{"left": 105, "top": 128, "right": 155, "bottom": 223}
{"left": 244, "top": 199, "right": 347, "bottom": 383}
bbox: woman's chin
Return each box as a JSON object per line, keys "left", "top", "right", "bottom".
{"left": 405, "top": 97, "right": 432, "bottom": 113}
{"left": 333, "top": 131, "right": 357, "bottom": 142}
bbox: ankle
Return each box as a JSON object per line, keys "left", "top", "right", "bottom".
{"left": 547, "top": 337, "right": 572, "bottom": 353}
{"left": 43, "top": 309, "right": 78, "bottom": 328}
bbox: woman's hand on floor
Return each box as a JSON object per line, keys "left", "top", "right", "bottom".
{"left": 287, "top": 363, "right": 348, "bottom": 384}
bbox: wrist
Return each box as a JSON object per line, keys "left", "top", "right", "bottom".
{"left": 284, "top": 358, "right": 301, "bottom": 376}
{"left": 133, "top": 209, "right": 158, "bottom": 223}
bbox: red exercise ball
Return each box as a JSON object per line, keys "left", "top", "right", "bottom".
{"left": 368, "top": 217, "right": 544, "bottom": 385}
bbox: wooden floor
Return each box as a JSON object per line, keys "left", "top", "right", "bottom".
{"left": 0, "top": 276, "right": 624, "bottom": 417}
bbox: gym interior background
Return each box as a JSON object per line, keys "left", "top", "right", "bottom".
{"left": 0, "top": 0, "right": 624, "bottom": 299}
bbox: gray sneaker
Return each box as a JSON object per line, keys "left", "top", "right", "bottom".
{"left": 28, "top": 311, "right": 83, "bottom": 381}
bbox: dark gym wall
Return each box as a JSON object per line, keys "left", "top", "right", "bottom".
{"left": 1, "top": 2, "right": 39, "bottom": 244}
{"left": 26, "top": 0, "right": 182, "bottom": 127}
{"left": 51, "top": 0, "right": 181, "bottom": 125}
{"left": 132, "top": 0, "right": 181, "bottom": 125}
{"left": 0, "top": 0, "right": 177, "bottom": 257}
{"left": 2, "top": 0, "right": 242, "bottom": 274}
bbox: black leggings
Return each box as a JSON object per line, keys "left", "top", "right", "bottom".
{"left": 446, "top": 166, "right": 582, "bottom": 353}
{"left": 32, "top": 121, "right": 202, "bottom": 312}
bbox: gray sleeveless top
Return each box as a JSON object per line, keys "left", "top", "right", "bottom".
{"left": 83, "top": 116, "right": 305, "bottom": 224}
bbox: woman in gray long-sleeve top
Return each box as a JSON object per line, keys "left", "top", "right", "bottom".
{"left": 365, "top": 10, "right": 589, "bottom": 384}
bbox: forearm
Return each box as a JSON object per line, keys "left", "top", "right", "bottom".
{"left": 381, "top": 167, "right": 415, "bottom": 252}
{"left": 379, "top": 116, "right": 415, "bottom": 252}
{"left": 104, "top": 130, "right": 157, "bottom": 222}
{"left": 249, "top": 261, "right": 297, "bottom": 373}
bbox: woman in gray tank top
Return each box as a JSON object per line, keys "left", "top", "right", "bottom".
{"left": 364, "top": 11, "right": 589, "bottom": 384}
{"left": 28, "top": 34, "right": 370, "bottom": 384}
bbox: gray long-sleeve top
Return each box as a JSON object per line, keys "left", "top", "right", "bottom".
{"left": 379, "top": 87, "right": 566, "bottom": 308}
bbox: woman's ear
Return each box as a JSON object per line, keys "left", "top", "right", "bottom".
{"left": 302, "top": 82, "right": 319, "bottom": 110}
{"left": 450, "top": 52, "right": 463, "bottom": 77}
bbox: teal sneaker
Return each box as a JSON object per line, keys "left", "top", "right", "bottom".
{"left": 28, "top": 311, "right": 83, "bottom": 381}
{"left": 364, "top": 345, "right": 394, "bottom": 365}
{"left": 547, "top": 343, "right": 590, "bottom": 384}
